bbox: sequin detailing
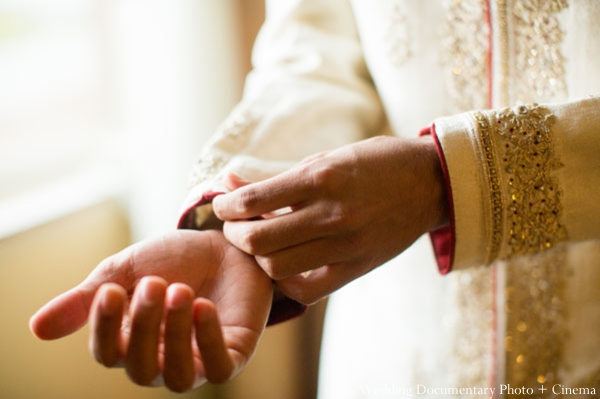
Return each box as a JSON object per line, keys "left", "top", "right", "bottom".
{"left": 474, "top": 112, "right": 504, "bottom": 264}
{"left": 474, "top": 103, "right": 570, "bottom": 391}
{"left": 448, "top": 267, "right": 494, "bottom": 391}
{"left": 441, "top": 0, "right": 490, "bottom": 113}
{"left": 472, "top": 105, "right": 567, "bottom": 264}
{"left": 188, "top": 153, "right": 228, "bottom": 189}
{"left": 188, "top": 108, "right": 257, "bottom": 188}
{"left": 511, "top": 0, "right": 569, "bottom": 103}
{"left": 384, "top": 0, "right": 412, "bottom": 68}
{"left": 442, "top": 0, "right": 568, "bottom": 107}
{"left": 505, "top": 247, "right": 570, "bottom": 393}
{"left": 493, "top": 104, "right": 567, "bottom": 257}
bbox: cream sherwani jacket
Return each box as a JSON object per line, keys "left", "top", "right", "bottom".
{"left": 179, "top": 0, "right": 600, "bottom": 397}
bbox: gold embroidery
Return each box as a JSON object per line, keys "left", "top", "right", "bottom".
{"left": 187, "top": 108, "right": 257, "bottom": 189}
{"left": 493, "top": 104, "right": 567, "bottom": 257}
{"left": 505, "top": 248, "right": 571, "bottom": 395}
{"left": 511, "top": 0, "right": 569, "bottom": 103}
{"left": 449, "top": 267, "right": 494, "bottom": 393}
{"left": 188, "top": 153, "right": 228, "bottom": 189}
{"left": 474, "top": 104, "right": 570, "bottom": 392}
{"left": 473, "top": 105, "right": 567, "bottom": 264}
{"left": 385, "top": 0, "right": 412, "bottom": 68}
{"left": 474, "top": 112, "right": 504, "bottom": 264}
{"left": 441, "top": 0, "right": 490, "bottom": 113}
{"left": 472, "top": 104, "right": 570, "bottom": 391}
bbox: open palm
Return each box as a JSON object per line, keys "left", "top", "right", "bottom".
{"left": 30, "top": 230, "right": 273, "bottom": 392}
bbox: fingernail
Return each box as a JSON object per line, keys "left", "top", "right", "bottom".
{"left": 193, "top": 301, "right": 214, "bottom": 324}
{"left": 101, "top": 291, "right": 120, "bottom": 314}
{"left": 141, "top": 281, "right": 161, "bottom": 305}
{"left": 168, "top": 284, "right": 192, "bottom": 310}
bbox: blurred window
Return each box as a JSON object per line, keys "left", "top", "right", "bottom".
{"left": 0, "top": 0, "right": 112, "bottom": 199}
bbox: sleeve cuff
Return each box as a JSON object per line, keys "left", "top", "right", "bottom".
{"left": 427, "top": 112, "right": 490, "bottom": 271}
{"left": 420, "top": 125, "right": 456, "bottom": 274}
{"left": 267, "top": 289, "right": 308, "bottom": 326}
{"left": 177, "top": 191, "right": 307, "bottom": 325}
{"left": 177, "top": 192, "right": 224, "bottom": 229}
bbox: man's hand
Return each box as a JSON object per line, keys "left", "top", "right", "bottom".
{"left": 30, "top": 230, "right": 273, "bottom": 392}
{"left": 213, "top": 136, "right": 448, "bottom": 305}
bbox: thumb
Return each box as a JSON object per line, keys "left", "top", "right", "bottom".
{"left": 29, "top": 283, "right": 97, "bottom": 340}
{"left": 29, "top": 251, "right": 133, "bottom": 340}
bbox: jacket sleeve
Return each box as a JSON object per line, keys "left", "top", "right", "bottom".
{"left": 179, "top": 0, "right": 384, "bottom": 228}
{"left": 178, "top": 0, "right": 385, "bottom": 323}
{"left": 427, "top": 97, "right": 600, "bottom": 273}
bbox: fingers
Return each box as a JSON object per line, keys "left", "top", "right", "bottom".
{"left": 90, "top": 280, "right": 206, "bottom": 392}
{"left": 163, "top": 284, "right": 196, "bottom": 392}
{"left": 276, "top": 264, "right": 364, "bottom": 305}
{"left": 89, "top": 283, "right": 127, "bottom": 367}
{"left": 88, "top": 277, "right": 244, "bottom": 391}
{"left": 213, "top": 169, "right": 309, "bottom": 221}
{"left": 253, "top": 236, "right": 358, "bottom": 280}
{"left": 194, "top": 299, "right": 235, "bottom": 384}
{"left": 222, "top": 206, "right": 329, "bottom": 256}
{"left": 30, "top": 248, "right": 138, "bottom": 341}
{"left": 29, "top": 285, "right": 96, "bottom": 340}
{"left": 125, "top": 276, "right": 167, "bottom": 386}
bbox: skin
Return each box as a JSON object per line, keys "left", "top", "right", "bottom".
{"left": 213, "top": 136, "right": 449, "bottom": 305}
{"left": 30, "top": 135, "right": 447, "bottom": 391}
{"left": 30, "top": 230, "right": 273, "bottom": 392}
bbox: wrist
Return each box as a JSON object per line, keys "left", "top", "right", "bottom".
{"left": 418, "top": 136, "right": 450, "bottom": 231}
{"left": 201, "top": 211, "right": 225, "bottom": 230}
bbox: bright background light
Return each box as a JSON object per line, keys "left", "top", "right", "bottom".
{"left": 0, "top": 0, "right": 249, "bottom": 239}
{"left": 0, "top": 3, "right": 324, "bottom": 399}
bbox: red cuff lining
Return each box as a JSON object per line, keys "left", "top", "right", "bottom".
{"left": 420, "top": 124, "right": 456, "bottom": 275}
{"left": 177, "top": 192, "right": 225, "bottom": 229}
{"left": 177, "top": 191, "right": 307, "bottom": 324}
{"left": 267, "top": 296, "right": 307, "bottom": 326}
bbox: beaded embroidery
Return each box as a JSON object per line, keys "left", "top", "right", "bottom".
{"left": 442, "top": 1, "right": 493, "bottom": 388}
{"left": 505, "top": 248, "right": 570, "bottom": 393}
{"left": 472, "top": 105, "right": 567, "bottom": 265}
{"left": 448, "top": 267, "right": 494, "bottom": 391}
{"left": 474, "top": 103, "right": 570, "bottom": 391}
{"left": 384, "top": 0, "right": 412, "bottom": 68}
{"left": 493, "top": 104, "right": 567, "bottom": 257}
{"left": 511, "top": 0, "right": 569, "bottom": 103}
{"left": 188, "top": 108, "right": 257, "bottom": 189}
{"left": 441, "top": 0, "right": 490, "bottom": 113}
{"left": 474, "top": 112, "right": 504, "bottom": 264}
{"left": 188, "top": 153, "right": 228, "bottom": 189}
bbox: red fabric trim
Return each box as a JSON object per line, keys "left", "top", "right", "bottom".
{"left": 485, "top": 0, "right": 493, "bottom": 109}
{"left": 177, "top": 192, "right": 224, "bottom": 229}
{"left": 484, "top": 0, "right": 498, "bottom": 390}
{"left": 176, "top": 191, "right": 307, "bottom": 325}
{"left": 420, "top": 124, "right": 456, "bottom": 275}
{"left": 267, "top": 293, "right": 307, "bottom": 326}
